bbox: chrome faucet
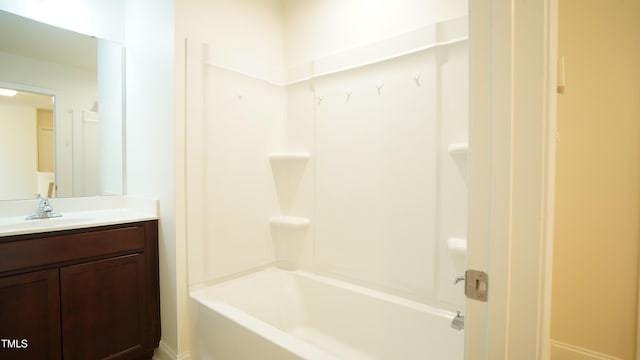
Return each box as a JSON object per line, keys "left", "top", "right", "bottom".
{"left": 26, "top": 195, "right": 62, "bottom": 220}
{"left": 451, "top": 311, "right": 464, "bottom": 331}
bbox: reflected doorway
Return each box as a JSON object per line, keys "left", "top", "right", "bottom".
{"left": 37, "top": 108, "right": 55, "bottom": 197}
{"left": 0, "top": 89, "right": 55, "bottom": 199}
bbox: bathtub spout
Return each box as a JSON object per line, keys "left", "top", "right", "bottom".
{"left": 451, "top": 311, "right": 464, "bottom": 331}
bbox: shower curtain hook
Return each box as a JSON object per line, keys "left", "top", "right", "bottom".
{"left": 376, "top": 81, "right": 384, "bottom": 96}
{"left": 346, "top": 88, "right": 353, "bottom": 102}
{"left": 317, "top": 95, "right": 324, "bottom": 105}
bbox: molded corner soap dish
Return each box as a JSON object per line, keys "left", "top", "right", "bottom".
{"left": 447, "top": 237, "right": 467, "bottom": 255}
{"left": 269, "top": 216, "right": 310, "bottom": 229}
{"left": 268, "top": 152, "right": 310, "bottom": 161}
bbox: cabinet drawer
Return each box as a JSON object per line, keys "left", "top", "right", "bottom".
{"left": 0, "top": 225, "right": 145, "bottom": 274}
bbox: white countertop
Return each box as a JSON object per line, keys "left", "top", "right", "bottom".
{"left": 0, "top": 196, "right": 158, "bottom": 237}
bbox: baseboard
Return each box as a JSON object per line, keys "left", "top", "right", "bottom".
{"left": 153, "top": 341, "right": 191, "bottom": 360}
{"left": 550, "top": 340, "right": 623, "bottom": 360}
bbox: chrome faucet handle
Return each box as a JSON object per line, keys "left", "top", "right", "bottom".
{"left": 39, "top": 197, "right": 53, "bottom": 212}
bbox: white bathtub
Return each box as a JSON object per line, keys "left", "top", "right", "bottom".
{"left": 189, "top": 267, "right": 464, "bottom": 360}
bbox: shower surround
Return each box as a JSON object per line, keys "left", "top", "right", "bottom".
{"left": 184, "top": 1, "right": 468, "bottom": 358}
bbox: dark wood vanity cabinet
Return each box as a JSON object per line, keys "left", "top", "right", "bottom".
{"left": 0, "top": 269, "right": 61, "bottom": 359}
{"left": 0, "top": 220, "right": 160, "bottom": 360}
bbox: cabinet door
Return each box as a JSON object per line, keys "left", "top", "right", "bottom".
{"left": 0, "top": 269, "right": 61, "bottom": 360}
{"left": 61, "top": 253, "right": 149, "bottom": 360}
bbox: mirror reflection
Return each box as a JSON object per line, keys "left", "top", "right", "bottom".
{"left": 0, "top": 10, "right": 124, "bottom": 201}
{"left": 0, "top": 90, "right": 56, "bottom": 199}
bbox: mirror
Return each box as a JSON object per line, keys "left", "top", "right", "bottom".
{"left": 0, "top": 10, "right": 124, "bottom": 200}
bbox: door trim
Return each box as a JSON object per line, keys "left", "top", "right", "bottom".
{"left": 466, "top": 0, "right": 557, "bottom": 359}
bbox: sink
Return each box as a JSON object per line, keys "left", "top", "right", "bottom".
{"left": 0, "top": 216, "right": 96, "bottom": 233}
{"left": 0, "top": 196, "right": 158, "bottom": 237}
{"left": 0, "top": 205, "right": 158, "bottom": 237}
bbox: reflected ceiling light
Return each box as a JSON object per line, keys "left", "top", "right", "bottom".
{"left": 0, "top": 88, "right": 17, "bottom": 97}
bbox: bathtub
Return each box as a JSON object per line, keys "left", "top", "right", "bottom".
{"left": 189, "top": 267, "right": 464, "bottom": 360}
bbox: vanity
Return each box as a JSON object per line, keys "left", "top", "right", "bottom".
{"left": 0, "top": 198, "right": 160, "bottom": 360}
{"left": 0, "top": 7, "right": 160, "bottom": 359}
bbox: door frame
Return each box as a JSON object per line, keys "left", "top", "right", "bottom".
{"left": 466, "top": 0, "right": 558, "bottom": 359}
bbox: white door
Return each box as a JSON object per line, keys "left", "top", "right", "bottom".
{"left": 465, "top": 0, "right": 557, "bottom": 359}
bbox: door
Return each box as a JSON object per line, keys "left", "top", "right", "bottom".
{"left": 37, "top": 108, "right": 54, "bottom": 173}
{"left": 465, "top": 0, "right": 557, "bottom": 359}
{"left": 0, "top": 269, "right": 61, "bottom": 360}
{"left": 60, "top": 253, "right": 149, "bottom": 360}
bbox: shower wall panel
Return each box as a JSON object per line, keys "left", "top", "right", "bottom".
{"left": 314, "top": 50, "right": 438, "bottom": 303}
{"left": 201, "top": 67, "right": 284, "bottom": 280}
{"left": 185, "top": 1, "right": 468, "bottom": 311}
{"left": 435, "top": 40, "right": 468, "bottom": 306}
{"left": 186, "top": 54, "right": 287, "bottom": 286}
{"left": 185, "top": 0, "right": 287, "bottom": 287}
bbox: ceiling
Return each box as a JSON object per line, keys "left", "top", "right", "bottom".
{"left": 0, "top": 10, "right": 96, "bottom": 71}
{"left": 0, "top": 90, "right": 54, "bottom": 110}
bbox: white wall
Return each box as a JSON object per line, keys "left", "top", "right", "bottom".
{"left": 124, "top": 1, "right": 179, "bottom": 359}
{"left": 179, "top": 0, "right": 285, "bottom": 82}
{"left": 283, "top": 0, "right": 466, "bottom": 66}
{"left": 0, "top": 101, "right": 37, "bottom": 199}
